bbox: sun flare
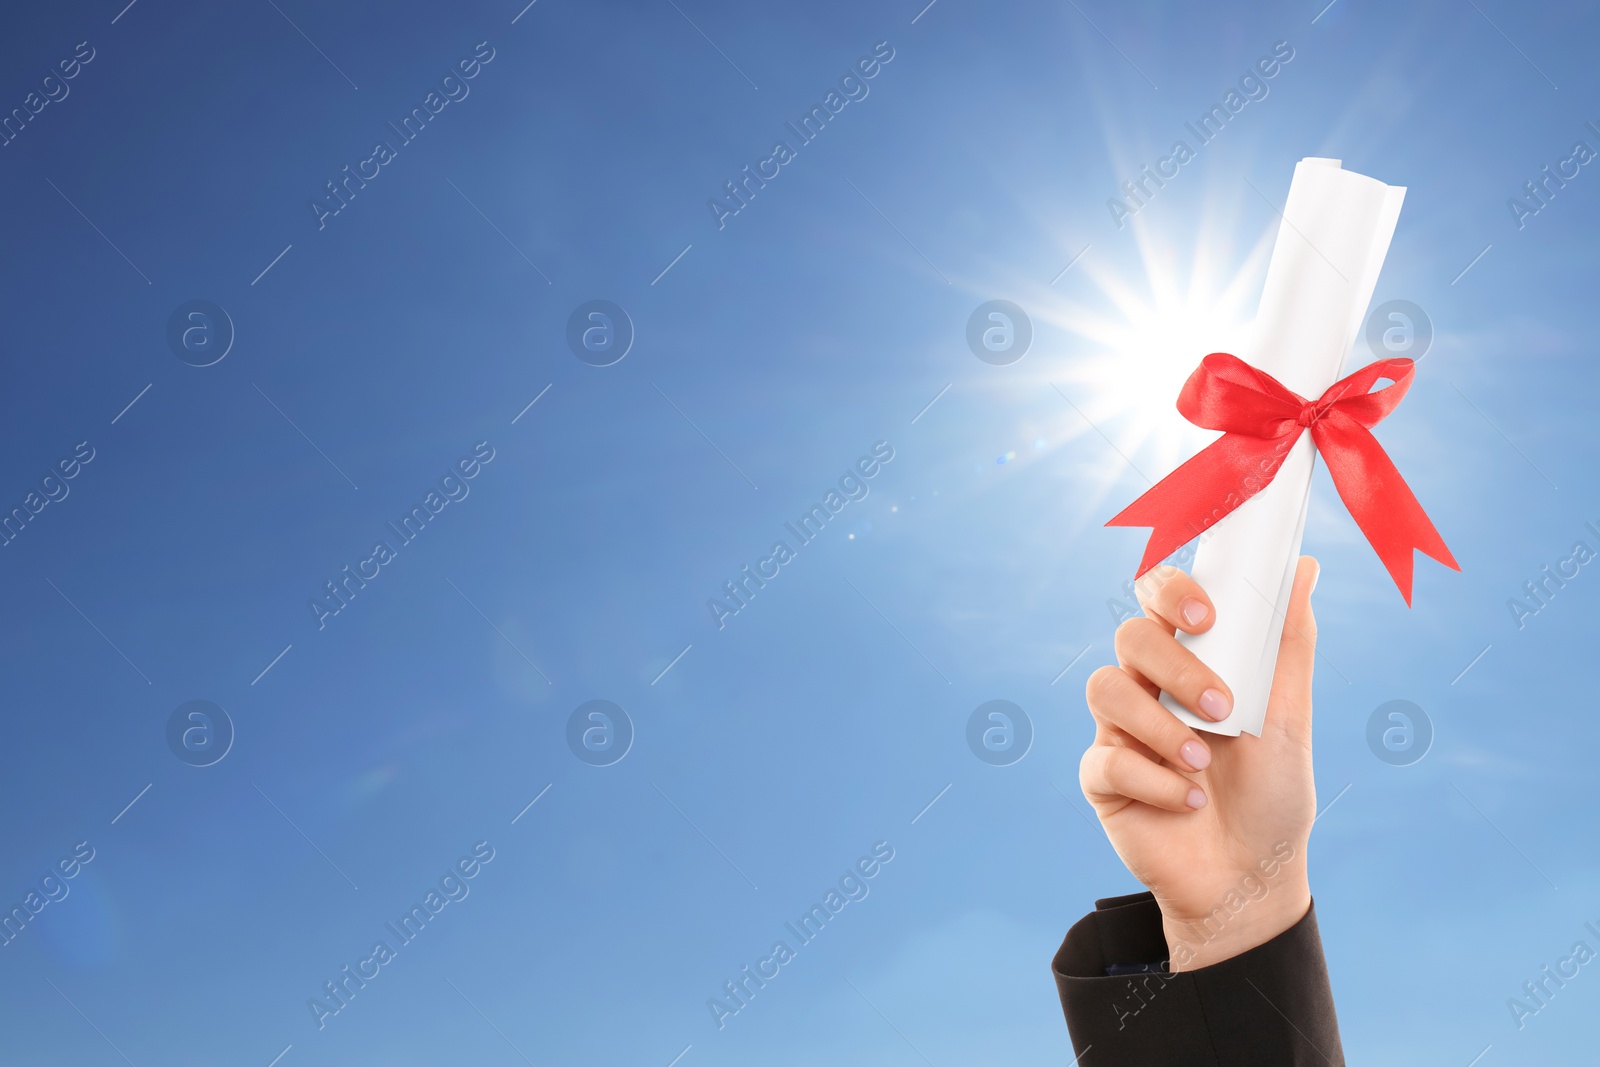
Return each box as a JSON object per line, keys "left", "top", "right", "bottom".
{"left": 1038, "top": 217, "right": 1277, "bottom": 515}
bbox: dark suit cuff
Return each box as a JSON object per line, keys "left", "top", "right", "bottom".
{"left": 1051, "top": 891, "right": 1343, "bottom": 1066}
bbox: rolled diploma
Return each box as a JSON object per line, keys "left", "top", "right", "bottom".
{"left": 1161, "top": 158, "right": 1404, "bottom": 737}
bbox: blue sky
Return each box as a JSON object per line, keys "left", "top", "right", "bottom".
{"left": 0, "top": 0, "right": 1597, "bottom": 1063}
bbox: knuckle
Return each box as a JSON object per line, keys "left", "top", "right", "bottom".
{"left": 1113, "top": 616, "right": 1151, "bottom": 658}
{"left": 1161, "top": 775, "right": 1191, "bottom": 808}
{"left": 1135, "top": 566, "right": 1186, "bottom": 609}
{"left": 1099, "top": 745, "right": 1133, "bottom": 782}
{"left": 1174, "top": 658, "right": 1217, "bottom": 698}
{"left": 1137, "top": 565, "right": 1181, "bottom": 596}
{"left": 1283, "top": 614, "right": 1317, "bottom": 653}
{"left": 1130, "top": 758, "right": 1182, "bottom": 804}
{"left": 1163, "top": 645, "right": 1218, "bottom": 697}
{"left": 1153, "top": 716, "right": 1194, "bottom": 756}
{"left": 1078, "top": 746, "right": 1110, "bottom": 793}
{"left": 1085, "top": 665, "right": 1122, "bottom": 708}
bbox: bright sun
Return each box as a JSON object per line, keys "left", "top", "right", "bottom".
{"left": 1037, "top": 216, "right": 1277, "bottom": 515}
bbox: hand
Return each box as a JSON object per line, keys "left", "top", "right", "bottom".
{"left": 1078, "top": 557, "right": 1321, "bottom": 971}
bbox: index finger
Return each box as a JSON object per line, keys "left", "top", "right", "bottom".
{"left": 1133, "top": 565, "right": 1216, "bottom": 636}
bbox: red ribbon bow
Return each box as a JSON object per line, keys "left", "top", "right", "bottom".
{"left": 1106, "top": 352, "right": 1458, "bottom": 605}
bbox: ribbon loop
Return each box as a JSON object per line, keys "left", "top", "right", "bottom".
{"left": 1107, "top": 353, "right": 1458, "bottom": 605}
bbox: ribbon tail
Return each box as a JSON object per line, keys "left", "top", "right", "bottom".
{"left": 1106, "top": 433, "right": 1289, "bottom": 578}
{"left": 1315, "top": 423, "right": 1460, "bottom": 607}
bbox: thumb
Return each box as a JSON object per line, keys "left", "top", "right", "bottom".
{"left": 1265, "top": 556, "right": 1319, "bottom": 744}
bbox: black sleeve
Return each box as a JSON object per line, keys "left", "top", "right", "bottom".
{"left": 1051, "top": 891, "right": 1343, "bottom": 1066}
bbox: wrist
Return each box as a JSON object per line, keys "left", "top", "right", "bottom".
{"left": 1160, "top": 873, "right": 1311, "bottom": 972}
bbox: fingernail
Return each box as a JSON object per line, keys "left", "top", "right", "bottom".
{"left": 1179, "top": 740, "right": 1211, "bottom": 771}
{"left": 1180, "top": 598, "right": 1209, "bottom": 626}
{"left": 1198, "top": 688, "right": 1231, "bottom": 721}
{"left": 1186, "top": 788, "right": 1208, "bottom": 809}
{"left": 1310, "top": 561, "right": 1320, "bottom": 595}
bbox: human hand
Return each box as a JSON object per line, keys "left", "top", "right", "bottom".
{"left": 1079, "top": 557, "right": 1321, "bottom": 971}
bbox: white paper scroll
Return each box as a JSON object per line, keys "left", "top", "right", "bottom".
{"left": 1162, "top": 158, "right": 1404, "bottom": 737}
